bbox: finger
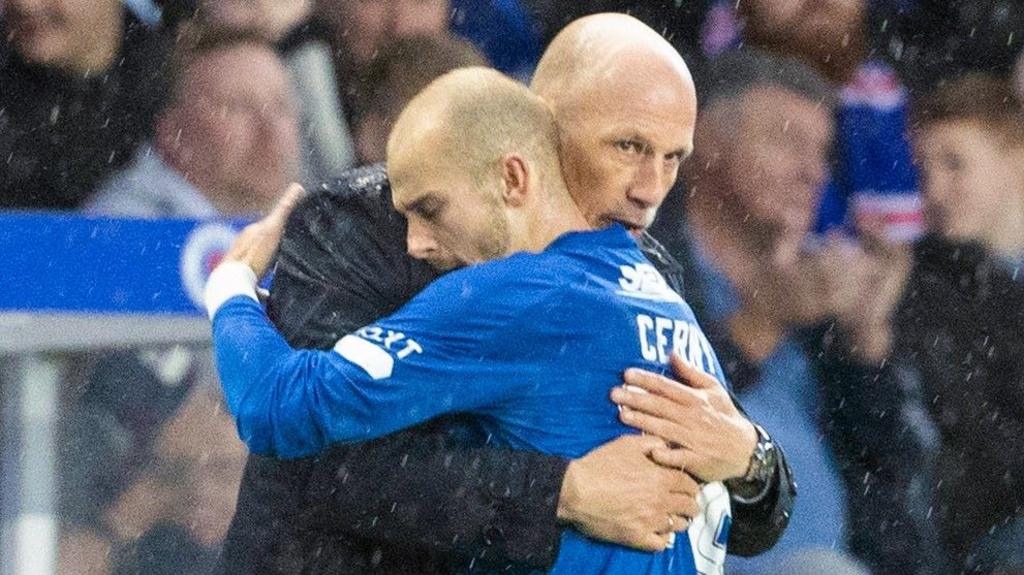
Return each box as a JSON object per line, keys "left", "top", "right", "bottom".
{"left": 619, "top": 410, "right": 687, "bottom": 446}
{"left": 671, "top": 470, "right": 701, "bottom": 498}
{"left": 666, "top": 494, "right": 701, "bottom": 522}
{"left": 612, "top": 387, "right": 687, "bottom": 422}
{"left": 620, "top": 433, "right": 672, "bottom": 455}
{"left": 265, "top": 183, "right": 306, "bottom": 227}
{"left": 622, "top": 368, "right": 702, "bottom": 404}
{"left": 638, "top": 533, "right": 669, "bottom": 552}
{"left": 672, "top": 515, "right": 691, "bottom": 533}
{"left": 670, "top": 353, "right": 718, "bottom": 389}
{"left": 654, "top": 513, "right": 678, "bottom": 536}
{"left": 650, "top": 445, "right": 687, "bottom": 470}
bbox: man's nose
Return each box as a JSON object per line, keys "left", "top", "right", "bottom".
{"left": 628, "top": 157, "right": 668, "bottom": 209}
{"left": 406, "top": 221, "right": 439, "bottom": 260}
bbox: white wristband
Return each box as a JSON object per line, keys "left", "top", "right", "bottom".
{"left": 204, "top": 261, "right": 259, "bottom": 319}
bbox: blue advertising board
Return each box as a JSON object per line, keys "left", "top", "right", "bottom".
{"left": 0, "top": 213, "right": 244, "bottom": 315}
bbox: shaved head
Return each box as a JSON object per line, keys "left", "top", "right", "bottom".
{"left": 387, "top": 67, "right": 561, "bottom": 193}
{"left": 531, "top": 13, "right": 695, "bottom": 119}
{"left": 386, "top": 67, "right": 576, "bottom": 268}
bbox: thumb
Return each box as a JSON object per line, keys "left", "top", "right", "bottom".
{"left": 265, "top": 183, "right": 306, "bottom": 229}
{"left": 670, "top": 353, "right": 714, "bottom": 389}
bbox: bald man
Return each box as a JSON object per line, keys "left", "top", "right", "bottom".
{"left": 211, "top": 66, "right": 732, "bottom": 574}
{"left": 216, "top": 14, "right": 793, "bottom": 575}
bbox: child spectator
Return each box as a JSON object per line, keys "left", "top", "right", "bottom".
{"left": 911, "top": 74, "right": 1024, "bottom": 266}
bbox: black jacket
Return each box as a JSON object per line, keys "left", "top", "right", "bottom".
{"left": 0, "top": 15, "right": 172, "bottom": 210}
{"left": 217, "top": 165, "right": 794, "bottom": 573}
{"left": 805, "top": 235, "right": 1024, "bottom": 573}
{"left": 894, "top": 236, "right": 1024, "bottom": 564}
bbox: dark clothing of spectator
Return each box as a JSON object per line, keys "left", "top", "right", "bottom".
{"left": 112, "top": 521, "right": 218, "bottom": 575}
{"left": 0, "top": 15, "right": 172, "bottom": 210}
{"left": 871, "top": 0, "right": 1024, "bottom": 92}
{"left": 894, "top": 235, "right": 1024, "bottom": 565}
{"left": 216, "top": 164, "right": 795, "bottom": 574}
{"left": 801, "top": 233, "right": 1024, "bottom": 573}
{"left": 814, "top": 327, "right": 952, "bottom": 575}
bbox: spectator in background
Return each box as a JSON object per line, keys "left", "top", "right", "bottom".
{"left": 161, "top": 0, "right": 358, "bottom": 182}
{"left": 158, "top": 0, "right": 539, "bottom": 181}
{"left": 169, "top": 0, "right": 311, "bottom": 42}
{"left": 652, "top": 49, "right": 946, "bottom": 575}
{"left": 105, "top": 384, "right": 246, "bottom": 575}
{"left": 313, "top": 0, "right": 538, "bottom": 118}
{"left": 912, "top": 75, "right": 1024, "bottom": 267}
{"left": 722, "top": 0, "right": 922, "bottom": 244}
{"left": 352, "top": 35, "right": 487, "bottom": 164}
{"left": 0, "top": 0, "right": 173, "bottom": 210}
{"left": 87, "top": 32, "right": 301, "bottom": 217}
{"left": 871, "top": 0, "right": 1024, "bottom": 95}
{"left": 58, "top": 355, "right": 245, "bottom": 575}
{"left": 63, "top": 31, "right": 296, "bottom": 575}
{"left": 826, "top": 74, "right": 1024, "bottom": 573}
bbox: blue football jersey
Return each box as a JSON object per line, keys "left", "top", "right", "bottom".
{"left": 212, "top": 224, "right": 732, "bottom": 574}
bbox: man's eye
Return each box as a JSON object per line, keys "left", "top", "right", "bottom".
{"left": 615, "top": 140, "right": 644, "bottom": 154}
{"left": 418, "top": 206, "right": 441, "bottom": 221}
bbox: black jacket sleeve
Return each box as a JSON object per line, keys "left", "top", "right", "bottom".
{"left": 641, "top": 231, "right": 796, "bottom": 557}
{"left": 262, "top": 166, "right": 570, "bottom": 570}
{"left": 300, "top": 419, "right": 568, "bottom": 570}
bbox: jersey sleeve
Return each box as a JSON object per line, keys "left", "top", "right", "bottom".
{"left": 212, "top": 266, "right": 546, "bottom": 459}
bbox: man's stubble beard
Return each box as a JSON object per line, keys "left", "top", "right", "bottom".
{"left": 477, "top": 195, "right": 511, "bottom": 262}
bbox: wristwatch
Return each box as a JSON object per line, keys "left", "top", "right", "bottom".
{"left": 725, "top": 423, "right": 777, "bottom": 503}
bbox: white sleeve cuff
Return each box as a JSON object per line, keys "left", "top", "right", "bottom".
{"left": 204, "top": 261, "right": 260, "bottom": 320}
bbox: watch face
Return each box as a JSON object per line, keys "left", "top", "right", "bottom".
{"left": 759, "top": 444, "right": 779, "bottom": 480}
{"left": 751, "top": 425, "right": 776, "bottom": 482}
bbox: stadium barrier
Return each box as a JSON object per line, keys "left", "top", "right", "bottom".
{"left": 0, "top": 213, "right": 240, "bottom": 575}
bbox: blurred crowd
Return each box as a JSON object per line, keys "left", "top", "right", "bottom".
{"left": 1, "top": 0, "right": 1024, "bottom": 574}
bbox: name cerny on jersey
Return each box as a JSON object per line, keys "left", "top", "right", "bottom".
{"left": 619, "top": 263, "right": 717, "bottom": 376}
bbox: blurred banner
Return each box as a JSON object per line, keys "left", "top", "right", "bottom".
{"left": 0, "top": 213, "right": 242, "bottom": 315}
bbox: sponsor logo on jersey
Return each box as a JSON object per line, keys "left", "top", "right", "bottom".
{"left": 334, "top": 326, "right": 422, "bottom": 380}
{"left": 617, "top": 263, "right": 683, "bottom": 303}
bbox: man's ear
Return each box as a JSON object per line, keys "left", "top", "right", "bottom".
{"left": 500, "top": 153, "right": 530, "bottom": 208}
